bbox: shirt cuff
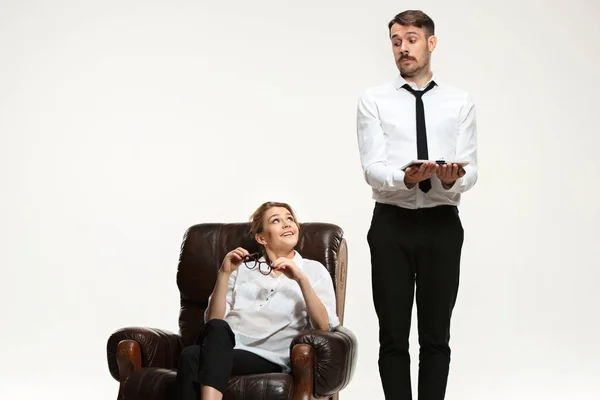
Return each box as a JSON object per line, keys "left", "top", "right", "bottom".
{"left": 393, "top": 169, "right": 415, "bottom": 191}
{"left": 442, "top": 177, "right": 463, "bottom": 192}
{"left": 328, "top": 314, "right": 341, "bottom": 330}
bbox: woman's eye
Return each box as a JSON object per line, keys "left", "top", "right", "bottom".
{"left": 272, "top": 219, "right": 279, "bottom": 223}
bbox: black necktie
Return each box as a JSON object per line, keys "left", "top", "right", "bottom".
{"left": 402, "top": 81, "right": 437, "bottom": 193}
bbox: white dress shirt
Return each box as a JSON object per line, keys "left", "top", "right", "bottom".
{"left": 204, "top": 251, "right": 340, "bottom": 372}
{"left": 357, "top": 75, "right": 478, "bottom": 209}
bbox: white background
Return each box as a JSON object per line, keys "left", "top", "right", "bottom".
{"left": 1, "top": 0, "right": 599, "bottom": 399}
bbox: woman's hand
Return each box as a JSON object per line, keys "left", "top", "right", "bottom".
{"left": 220, "top": 247, "right": 250, "bottom": 274}
{"left": 272, "top": 257, "right": 307, "bottom": 282}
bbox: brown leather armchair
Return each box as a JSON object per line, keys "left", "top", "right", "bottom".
{"left": 106, "top": 222, "right": 357, "bottom": 400}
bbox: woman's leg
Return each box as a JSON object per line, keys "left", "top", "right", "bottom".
{"left": 172, "top": 319, "right": 235, "bottom": 400}
{"left": 172, "top": 320, "right": 282, "bottom": 400}
{"left": 202, "top": 350, "right": 281, "bottom": 399}
{"left": 196, "top": 319, "right": 236, "bottom": 395}
{"left": 231, "top": 349, "right": 282, "bottom": 375}
{"left": 172, "top": 345, "right": 202, "bottom": 400}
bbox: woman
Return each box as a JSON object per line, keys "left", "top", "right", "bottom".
{"left": 173, "top": 202, "right": 340, "bottom": 400}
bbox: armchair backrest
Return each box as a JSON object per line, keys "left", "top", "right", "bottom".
{"left": 176, "top": 222, "right": 348, "bottom": 347}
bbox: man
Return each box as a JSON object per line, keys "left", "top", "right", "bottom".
{"left": 356, "top": 10, "right": 478, "bottom": 400}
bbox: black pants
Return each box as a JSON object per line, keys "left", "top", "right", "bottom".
{"left": 368, "top": 202, "right": 464, "bottom": 400}
{"left": 172, "top": 319, "right": 281, "bottom": 400}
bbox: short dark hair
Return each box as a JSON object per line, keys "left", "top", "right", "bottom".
{"left": 388, "top": 10, "right": 435, "bottom": 37}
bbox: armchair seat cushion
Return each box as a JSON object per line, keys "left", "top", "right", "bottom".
{"left": 123, "top": 368, "right": 176, "bottom": 400}
{"left": 122, "top": 368, "right": 293, "bottom": 400}
{"left": 225, "top": 373, "right": 293, "bottom": 400}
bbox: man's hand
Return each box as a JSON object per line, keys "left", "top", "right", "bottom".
{"left": 436, "top": 163, "right": 466, "bottom": 186}
{"left": 404, "top": 162, "right": 439, "bottom": 187}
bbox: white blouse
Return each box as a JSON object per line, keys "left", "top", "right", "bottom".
{"left": 204, "top": 250, "right": 340, "bottom": 371}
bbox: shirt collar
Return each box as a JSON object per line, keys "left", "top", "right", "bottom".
{"left": 292, "top": 250, "right": 303, "bottom": 270}
{"left": 393, "top": 73, "right": 437, "bottom": 90}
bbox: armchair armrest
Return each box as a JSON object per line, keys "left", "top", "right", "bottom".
{"left": 290, "top": 325, "right": 358, "bottom": 398}
{"left": 106, "top": 327, "right": 183, "bottom": 381}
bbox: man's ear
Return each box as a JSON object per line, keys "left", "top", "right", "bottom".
{"left": 428, "top": 35, "right": 437, "bottom": 53}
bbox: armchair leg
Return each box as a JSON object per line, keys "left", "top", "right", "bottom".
{"left": 116, "top": 339, "right": 142, "bottom": 400}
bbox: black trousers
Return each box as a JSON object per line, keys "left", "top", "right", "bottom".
{"left": 172, "top": 319, "right": 281, "bottom": 400}
{"left": 368, "top": 202, "right": 464, "bottom": 400}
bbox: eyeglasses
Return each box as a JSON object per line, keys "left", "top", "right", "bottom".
{"left": 243, "top": 253, "right": 273, "bottom": 275}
